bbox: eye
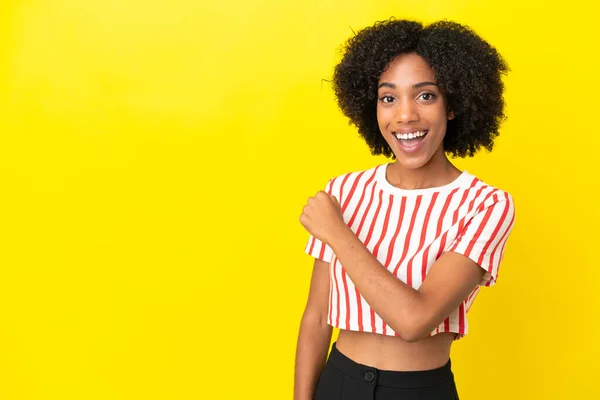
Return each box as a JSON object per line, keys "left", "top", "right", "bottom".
{"left": 418, "top": 93, "right": 436, "bottom": 101}
{"left": 379, "top": 95, "right": 395, "bottom": 103}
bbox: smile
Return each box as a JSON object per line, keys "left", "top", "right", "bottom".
{"left": 392, "top": 129, "right": 429, "bottom": 152}
{"left": 394, "top": 130, "right": 428, "bottom": 140}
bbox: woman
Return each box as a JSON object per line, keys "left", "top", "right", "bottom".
{"left": 295, "top": 19, "right": 515, "bottom": 400}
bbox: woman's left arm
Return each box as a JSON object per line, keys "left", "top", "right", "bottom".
{"left": 328, "top": 227, "right": 484, "bottom": 342}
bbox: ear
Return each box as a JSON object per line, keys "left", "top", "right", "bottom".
{"left": 447, "top": 110, "right": 455, "bottom": 120}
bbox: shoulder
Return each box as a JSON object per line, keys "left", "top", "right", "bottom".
{"left": 465, "top": 173, "right": 515, "bottom": 217}
{"left": 325, "top": 164, "right": 385, "bottom": 195}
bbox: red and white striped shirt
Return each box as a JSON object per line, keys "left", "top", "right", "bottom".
{"left": 304, "top": 163, "right": 515, "bottom": 338}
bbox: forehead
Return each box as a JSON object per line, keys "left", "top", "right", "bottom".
{"left": 378, "top": 53, "right": 436, "bottom": 85}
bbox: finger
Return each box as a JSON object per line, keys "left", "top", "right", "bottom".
{"left": 299, "top": 213, "right": 308, "bottom": 226}
{"left": 330, "top": 195, "right": 341, "bottom": 206}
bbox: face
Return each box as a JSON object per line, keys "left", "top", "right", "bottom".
{"left": 376, "top": 53, "right": 454, "bottom": 170}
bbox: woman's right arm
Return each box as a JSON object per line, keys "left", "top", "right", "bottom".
{"left": 294, "top": 258, "right": 333, "bottom": 400}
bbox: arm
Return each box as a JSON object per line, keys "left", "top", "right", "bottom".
{"left": 300, "top": 190, "right": 513, "bottom": 343}
{"left": 328, "top": 227, "right": 484, "bottom": 342}
{"left": 294, "top": 258, "right": 333, "bottom": 400}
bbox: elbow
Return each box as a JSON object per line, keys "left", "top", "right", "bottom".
{"left": 397, "top": 327, "right": 431, "bottom": 343}
{"left": 389, "top": 316, "right": 434, "bottom": 343}
{"left": 385, "top": 293, "right": 439, "bottom": 342}
{"left": 399, "top": 328, "right": 430, "bottom": 343}
{"left": 301, "top": 308, "right": 330, "bottom": 332}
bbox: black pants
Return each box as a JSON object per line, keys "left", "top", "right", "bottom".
{"left": 314, "top": 343, "right": 459, "bottom": 400}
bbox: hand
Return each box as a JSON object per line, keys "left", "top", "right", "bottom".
{"left": 299, "top": 191, "right": 347, "bottom": 245}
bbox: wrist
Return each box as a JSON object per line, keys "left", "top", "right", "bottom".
{"left": 325, "top": 223, "right": 354, "bottom": 249}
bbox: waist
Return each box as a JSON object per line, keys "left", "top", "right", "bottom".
{"left": 327, "top": 341, "right": 455, "bottom": 389}
{"left": 336, "top": 329, "right": 454, "bottom": 371}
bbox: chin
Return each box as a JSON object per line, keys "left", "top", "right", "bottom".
{"left": 387, "top": 138, "right": 445, "bottom": 170}
{"left": 389, "top": 145, "right": 435, "bottom": 170}
{"left": 393, "top": 156, "right": 431, "bottom": 170}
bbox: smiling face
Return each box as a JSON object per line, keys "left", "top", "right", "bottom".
{"left": 376, "top": 52, "right": 454, "bottom": 170}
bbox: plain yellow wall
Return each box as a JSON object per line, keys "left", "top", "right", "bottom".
{"left": 0, "top": 0, "right": 598, "bottom": 399}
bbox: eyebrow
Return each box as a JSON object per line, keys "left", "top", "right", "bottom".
{"left": 378, "top": 81, "right": 438, "bottom": 89}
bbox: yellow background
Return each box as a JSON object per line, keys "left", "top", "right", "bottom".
{"left": 0, "top": 0, "right": 597, "bottom": 399}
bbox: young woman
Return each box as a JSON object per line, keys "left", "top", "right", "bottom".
{"left": 295, "top": 19, "right": 515, "bottom": 400}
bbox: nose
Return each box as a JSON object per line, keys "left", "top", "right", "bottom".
{"left": 395, "top": 98, "right": 419, "bottom": 124}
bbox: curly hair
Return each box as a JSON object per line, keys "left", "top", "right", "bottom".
{"left": 332, "top": 18, "right": 509, "bottom": 158}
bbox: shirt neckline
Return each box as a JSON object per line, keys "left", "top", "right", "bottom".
{"left": 375, "top": 162, "right": 474, "bottom": 196}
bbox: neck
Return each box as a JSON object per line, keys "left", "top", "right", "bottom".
{"left": 386, "top": 150, "right": 461, "bottom": 190}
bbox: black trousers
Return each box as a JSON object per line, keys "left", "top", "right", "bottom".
{"left": 314, "top": 343, "right": 459, "bottom": 400}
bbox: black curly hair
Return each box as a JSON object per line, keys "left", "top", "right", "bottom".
{"left": 332, "top": 18, "right": 509, "bottom": 158}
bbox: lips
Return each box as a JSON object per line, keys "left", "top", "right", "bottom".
{"left": 392, "top": 129, "right": 429, "bottom": 152}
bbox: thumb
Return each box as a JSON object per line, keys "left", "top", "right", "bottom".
{"left": 330, "top": 195, "right": 341, "bottom": 207}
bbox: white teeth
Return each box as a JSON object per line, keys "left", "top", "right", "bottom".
{"left": 394, "top": 131, "right": 427, "bottom": 140}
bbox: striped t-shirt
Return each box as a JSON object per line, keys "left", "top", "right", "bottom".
{"left": 304, "top": 163, "right": 515, "bottom": 338}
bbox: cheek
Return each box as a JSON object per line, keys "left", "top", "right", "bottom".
{"left": 429, "top": 107, "right": 449, "bottom": 128}
{"left": 376, "top": 106, "right": 390, "bottom": 128}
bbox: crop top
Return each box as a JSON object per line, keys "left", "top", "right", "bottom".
{"left": 304, "top": 163, "right": 515, "bottom": 339}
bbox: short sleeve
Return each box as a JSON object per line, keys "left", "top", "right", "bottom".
{"left": 448, "top": 191, "right": 516, "bottom": 286}
{"left": 304, "top": 179, "right": 335, "bottom": 263}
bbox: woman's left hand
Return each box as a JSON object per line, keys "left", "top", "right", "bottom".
{"left": 299, "top": 191, "right": 347, "bottom": 245}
